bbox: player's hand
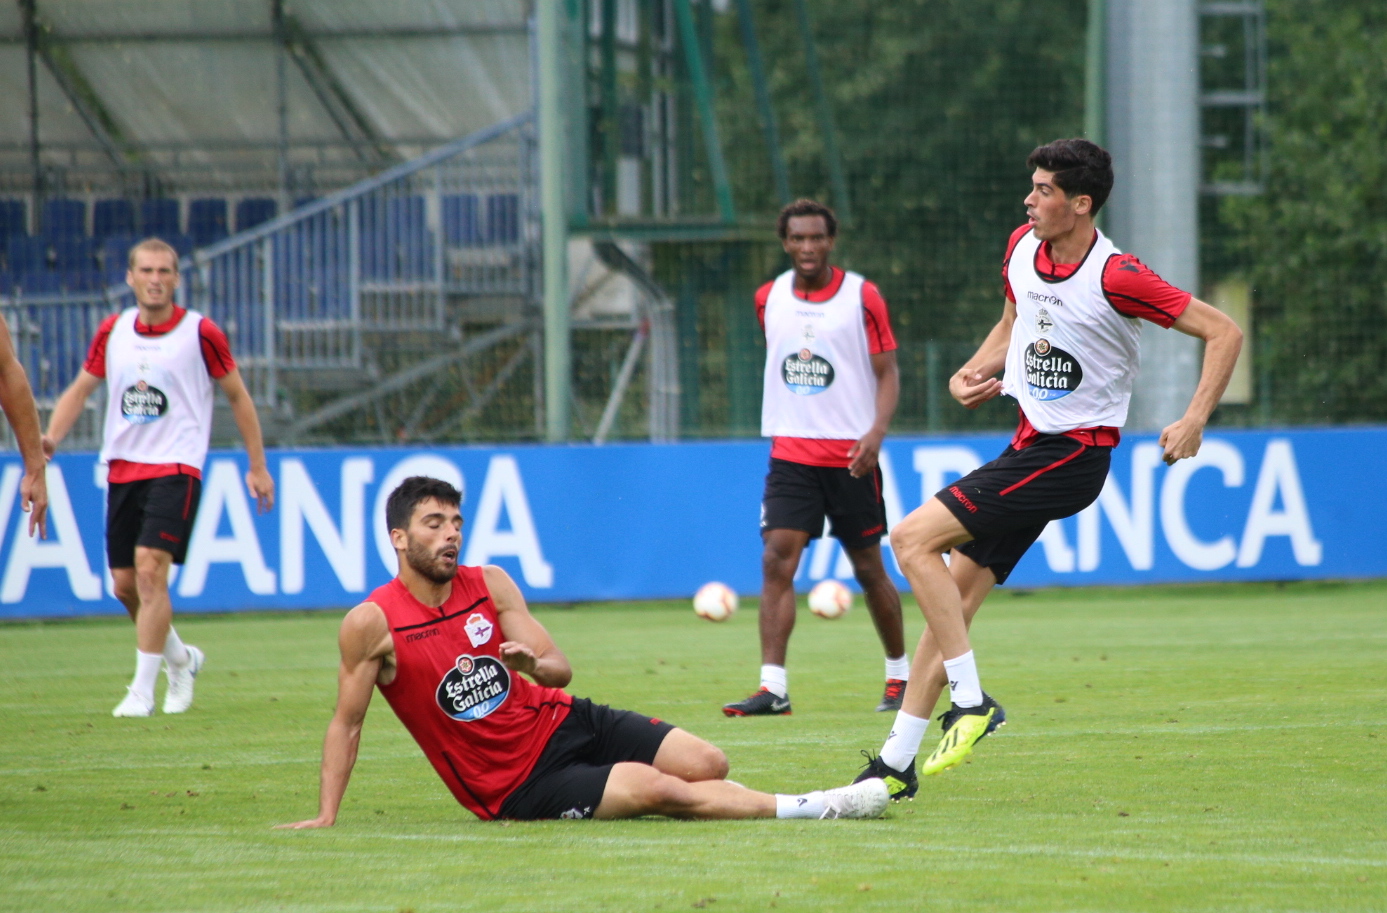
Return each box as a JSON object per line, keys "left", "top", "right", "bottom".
{"left": 950, "top": 368, "right": 1003, "bottom": 409}
{"left": 847, "top": 430, "right": 884, "bottom": 478}
{"left": 1158, "top": 417, "right": 1205, "bottom": 465}
{"left": 498, "top": 641, "right": 539, "bottom": 677}
{"left": 40, "top": 434, "right": 56, "bottom": 460}
{"left": 21, "top": 464, "right": 48, "bottom": 539}
{"left": 246, "top": 465, "right": 275, "bottom": 513}
{"left": 274, "top": 816, "right": 334, "bottom": 830}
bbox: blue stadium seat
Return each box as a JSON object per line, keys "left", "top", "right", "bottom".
{"left": 486, "top": 193, "right": 520, "bottom": 245}
{"left": 7, "top": 236, "right": 50, "bottom": 275}
{"left": 360, "top": 194, "right": 432, "bottom": 279}
{"left": 140, "top": 198, "right": 181, "bottom": 237}
{"left": 188, "top": 198, "right": 229, "bottom": 247}
{"left": 41, "top": 198, "right": 86, "bottom": 239}
{"left": 15, "top": 271, "right": 63, "bottom": 297}
{"left": 236, "top": 198, "right": 277, "bottom": 232}
{"left": 50, "top": 236, "right": 96, "bottom": 273}
{"left": 93, "top": 199, "right": 136, "bottom": 241}
{"left": 443, "top": 194, "right": 482, "bottom": 247}
{"left": 100, "top": 234, "right": 139, "bottom": 283}
{"left": 0, "top": 199, "right": 26, "bottom": 243}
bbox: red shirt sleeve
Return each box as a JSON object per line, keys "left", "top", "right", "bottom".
{"left": 1001, "top": 223, "right": 1032, "bottom": 304}
{"left": 860, "top": 281, "right": 897, "bottom": 354}
{"left": 198, "top": 317, "right": 237, "bottom": 379}
{"left": 83, "top": 314, "right": 120, "bottom": 378}
{"left": 754, "top": 281, "right": 774, "bottom": 334}
{"left": 1102, "top": 253, "right": 1192, "bottom": 328}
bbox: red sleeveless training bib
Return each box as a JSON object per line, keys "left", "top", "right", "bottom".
{"left": 373, "top": 566, "right": 571, "bottom": 819}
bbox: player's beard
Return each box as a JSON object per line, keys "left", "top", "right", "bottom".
{"left": 404, "top": 536, "right": 457, "bottom": 584}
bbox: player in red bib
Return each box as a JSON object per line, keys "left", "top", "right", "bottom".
{"left": 43, "top": 238, "right": 275, "bottom": 718}
{"left": 723, "top": 199, "right": 909, "bottom": 718}
{"left": 277, "top": 477, "right": 890, "bottom": 825}
{"left": 854, "top": 139, "right": 1243, "bottom": 797}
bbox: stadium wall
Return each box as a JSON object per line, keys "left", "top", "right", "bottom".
{"left": 0, "top": 427, "right": 1378, "bottom": 618}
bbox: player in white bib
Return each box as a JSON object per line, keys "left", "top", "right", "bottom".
{"left": 723, "top": 200, "right": 909, "bottom": 718}
{"left": 854, "top": 139, "right": 1243, "bottom": 798}
{"left": 43, "top": 238, "right": 275, "bottom": 717}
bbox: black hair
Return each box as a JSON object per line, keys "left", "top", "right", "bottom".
{"left": 385, "top": 476, "right": 462, "bottom": 533}
{"left": 1026, "top": 138, "right": 1114, "bottom": 214}
{"left": 776, "top": 198, "right": 838, "bottom": 239}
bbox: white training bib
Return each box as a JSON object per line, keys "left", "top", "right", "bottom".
{"left": 761, "top": 269, "right": 877, "bottom": 440}
{"left": 1002, "top": 228, "right": 1143, "bottom": 433}
{"left": 100, "top": 308, "right": 215, "bottom": 471}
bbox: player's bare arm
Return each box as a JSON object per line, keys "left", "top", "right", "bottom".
{"left": 42, "top": 369, "right": 103, "bottom": 458}
{"left": 0, "top": 316, "right": 49, "bottom": 536}
{"left": 216, "top": 367, "right": 275, "bottom": 512}
{"left": 1158, "top": 298, "right": 1244, "bottom": 465}
{"left": 950, "top": 297, "right": 1015, "bottom": 409}
{"left": 275, "top": 602, "right": 393, "bottom": 830}
{"left": 486, "top": 564, "right": 572, "bottom": 688}
{"left": 847, "top": 350, "right": 899, "bottom": 478}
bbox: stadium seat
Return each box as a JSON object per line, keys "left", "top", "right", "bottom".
{"left": 50, "top": 236, "right": 96, "bottom": 273}
{"left": 360, "top": 193, "right": 433, "bottom": 279}
{"left": 7, "top": 236, "right": 50, "bottom": 275}
{"left": 188, "top": 198, "right": 229, "bottom": 247}
{"left": 236, "top": 198, "right": 277, "bottom": 232}
{"left": 93, "top": 199, "right": 136, "bottom": 241}
{"left": 486, "top": 193, "right": 520, "bottom": 245}
{"left": 0, "top": 199, "right": 27, "bottom": 244}
{"left": 41, "top": 198, "right": 86, "bottom": 239}
{"left": 443, "top": 194, "right": 482, "bottom": 246}
{"left": 100, "top": 234, "right": 139, "bottom": 284}
{"left": 140, "top": 198, "right": 181, "bottom": 237}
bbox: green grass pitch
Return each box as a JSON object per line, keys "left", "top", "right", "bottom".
{"left": 2, "top": 581, "right": 1384, "bottom": 912}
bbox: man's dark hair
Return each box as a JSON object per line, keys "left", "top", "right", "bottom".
{"left": 776, "top": 198, "right": 838, "bottom": 239}
{"left": 385, "top": 476, "right": 462, "bottom": 533}
{"left": 1026, "top": 139, "right": 1114, "bottom": 214}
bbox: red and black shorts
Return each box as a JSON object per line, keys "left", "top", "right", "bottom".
{"left": 498, "top": 698, "right": 675, "bottom": 821}
{"left": 106, "top": 474, "right": 202, "bottom": 567}
{"left": 761, "top": 458, "right": 888, "bottom": 551}
{"left": 939, "top": 435, "right": 1111, "bottom": 584}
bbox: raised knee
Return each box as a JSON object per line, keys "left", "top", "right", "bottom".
{"left": 693, "top": 745, "right": 730, "bottom": 781}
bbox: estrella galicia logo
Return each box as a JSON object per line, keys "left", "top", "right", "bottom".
{"left": 121, "top": 380, "right": 168, "bottom": 424}
{"left": 782, "top": 349, "right": 835, "bottom": 395}
{"left": 436, "top": 654, "right": 510, "bottom": 721}
{"left": 1025, "top": 339, "right": 1083, "bottom": 401}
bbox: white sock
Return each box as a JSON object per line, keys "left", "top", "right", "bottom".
{"left": 162, "top": 627, "right": 190, "bottom": 668}
{"left": 130, "top": 650, "right": 163, "bottom": 703}
{"left": 884, "top": 654, "right": 910, "bottom": 681}
{"left": 760, "top": 664, "right": 788, "bottom": 698}
{"left": 775, "top": 791, "right": 825, "bottom": 819}
{"left": 943, "top": 650, "right": 983, "bottom": 708}
{"left": 879, "top": 710, "right": 930, "bottom": 770}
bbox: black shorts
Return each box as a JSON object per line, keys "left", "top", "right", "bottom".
{"left": 107, "top": 474, "right": 203, "bottom": 567}
{"left": 939, "top": 435, "right": 1111, "bottom": 585}
{"left": 760, "top": 458, "right": 887, "bottom": 550}
{"left": 498, "top": 697, "right": 675, "bottom": 821}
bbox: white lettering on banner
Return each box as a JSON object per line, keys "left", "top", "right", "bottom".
{"left": 179, "top": 459, "right": 276, "bottom": 596}
{"left": 462, "top": 455, "right": 553, "bottom": 588}
{"left": 1237, "top": 439, "right": 1322, "bottom": 567}
{"left": 913, "top": 446, "right": 984, "bottom": 503}
{"left": 2, "top": 464, "right": 102, "bottom": 602}
{"left": 281, "top": 458, "right": 373, "bottom": 594}
{"left": 1160, "top": 440, "right": 1243, "bottom": 571}
{"left": 373, "top": 455, "right": 464, "bottom": 573}
{"left": 1078, "top": 443, "right": 1163, "bottom": 571}
{"left": 1037, "top": 520, "right": 1076, "bottom": 572}
{"left": 0, "top": 464, "right": 20, "bottom": 550}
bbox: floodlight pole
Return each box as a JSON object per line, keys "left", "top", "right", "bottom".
{"left": 538, "top": 1, "right": 571, "bottom": 442}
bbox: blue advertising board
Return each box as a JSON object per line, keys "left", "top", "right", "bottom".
{"left": 0, "top": 427, "right": 1379, "bottom": 618}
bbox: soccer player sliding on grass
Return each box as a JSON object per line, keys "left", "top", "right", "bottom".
{"left": 854, "top": 139, "right": 1243, "bottom": 799}
{"left": 278, "top": 476, "right": 889, "bottom": 825}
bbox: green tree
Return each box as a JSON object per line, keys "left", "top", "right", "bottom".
{"left": 1221, "top": 0, "right": 1387, "bottom": 423}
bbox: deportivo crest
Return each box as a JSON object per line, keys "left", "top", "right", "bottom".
{"left": 782, "top": 350, "right": 835, "bottom": 395}
{"left": 463, "top": 612, "right": 494, "bottom": 647}
{"left": 1024, "top": 339, "right": 1083, "bottom": 401}
{"left": 1035, "top": 308, "right": 1054, "bottom": 334}
{"left": 436, "top": 654, "right": 510, "bottom": 721}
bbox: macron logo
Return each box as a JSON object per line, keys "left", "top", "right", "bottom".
{"left": 948, "top": 486, "right": 979, "bottom": 514}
